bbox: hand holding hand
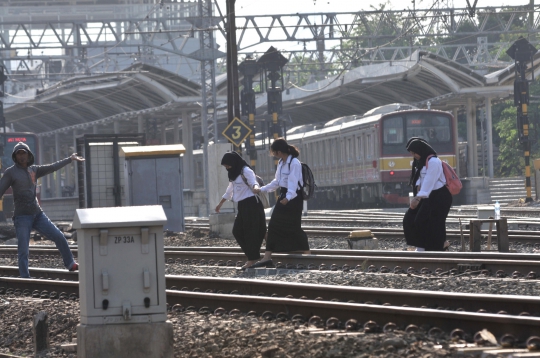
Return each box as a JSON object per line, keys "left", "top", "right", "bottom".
{"left": 253, "top": 188, "right": 261, "bottom": 194}
{"left": 70, "top": 153, "right": 85, "bottom": 162}
{"left": 410, "top": 197, "right": 421, "bottom": 210}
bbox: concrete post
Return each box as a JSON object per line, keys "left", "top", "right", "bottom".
{"left": 472, "top": 104, "right": 478, "bottom": 176}
{"left": 55, "top": 133, "right": 61, "bottom": 198}
{"left": 182, "top": 111, "right": 194, "bottom": 190}
{"left": 73, "top": 129, "right": 78, "bottom": 192}
{"left": 138, "top": 115, "right": 144, "bottom": 133}
{"left": 161, "top": 122, "right": 167, "bottom": 145}
{"left": 466, "top": 98, "right": 474, "bottom": 178}
{"left": 33, "top": 311, "right": 49, "bottom": 354}
{"left": 114, "top": 121, "right": 120, "bottom": 134}
{"left": 93, "top": 125, "right": 99, "bottom": 134}
{"left": 173, "top": 118, "right": 180, "bottom": 144}
{"left": 453, "top": 107, "right": 460, "bottom": 177}
{"left": 38, "top": 136, "right": 44, "bottom": 165}
{"left": 485, "top": 97, "right": 494, "bottom": 178}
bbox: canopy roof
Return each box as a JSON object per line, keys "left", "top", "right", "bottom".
{"left": 4, "top": 50, "right": 540, "bottom": 140}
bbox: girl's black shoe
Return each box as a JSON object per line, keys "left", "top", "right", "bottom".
{"left": 249, "top": 259, "right": 273, "bottom": 268}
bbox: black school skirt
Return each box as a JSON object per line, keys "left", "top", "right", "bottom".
{"left": 403, "top": 185, "right": 453, "bottom": 251}
{"left": 266, "top": 187, "right": 310, "bottom": 252}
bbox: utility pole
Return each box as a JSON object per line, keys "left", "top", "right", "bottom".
{"left": 0, "top": 65, "right": 7, "bottom": 222}
{"left": 226, "top": 0, "right": 241, "bottom": 151}
{"left": 506, "top": 37, "right": 538, "bottom": 203}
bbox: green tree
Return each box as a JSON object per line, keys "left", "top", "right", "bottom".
{"left": 494, "top": 105, "right": 523, "bottom": 176}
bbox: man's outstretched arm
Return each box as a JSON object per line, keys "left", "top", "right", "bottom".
{"left": 35, "top": 153, "right": 85, "bottom": 179}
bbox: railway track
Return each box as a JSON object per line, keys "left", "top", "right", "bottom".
{"left": 184, "top": 222, "right": 540, "bottom": 243}
{"left": 1, "top": 269, "right": 540, "bottom": 342}
{"left": 2, "top": 247, "right": 540, "bottom": 274}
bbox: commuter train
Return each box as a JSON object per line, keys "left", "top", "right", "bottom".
{"left": 192, "top": 103, "right": 457, "bottom": 209}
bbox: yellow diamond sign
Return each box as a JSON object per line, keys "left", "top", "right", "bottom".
{"left": 222, "top": 117, "right": 252, "bottom": 147}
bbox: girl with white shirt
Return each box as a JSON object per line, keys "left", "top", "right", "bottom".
{"left": 251, "top": 138, "right": 311, "bottom": 268}
{"left": 215, "top": 152, "right": 266, "bottom": 270}
{"left": 403, "top": 138, "right": 452, "bottom": 251}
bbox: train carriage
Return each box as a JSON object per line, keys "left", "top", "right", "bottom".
{"left": 192, "top": 104, "right": 457, "bottom": 209}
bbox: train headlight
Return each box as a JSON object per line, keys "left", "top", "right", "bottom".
{"left": 388, "top": 161, "right": 395, "bottom": 168}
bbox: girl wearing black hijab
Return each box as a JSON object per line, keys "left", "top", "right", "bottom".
{"left": 403, "top": 138, "right": 452, "bottom": 251}
{"left": 215, "top": 152, "right": 266, "bottom": 269}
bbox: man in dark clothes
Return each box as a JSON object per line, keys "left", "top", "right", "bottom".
{"left": 0, "top": 142, "right": 85, "bottom": 278}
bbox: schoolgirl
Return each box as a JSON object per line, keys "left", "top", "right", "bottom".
{"left": 215, "top": 152, "right": 266, "bottom": 270}
{"left": 403, "top": 138, "right": 452, "bottom": 251}
{"left": 251, "top": 138, "right": 311, "bottom": 268}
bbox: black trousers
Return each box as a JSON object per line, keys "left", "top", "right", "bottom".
{"left": 232, "top": 195, "right": 267, "bottom": 260}
{"left": 403, "top": 186, "right": 452, "bottom": 251}
{"left": 266, "top": 188, "right": 310, "bottom": 252}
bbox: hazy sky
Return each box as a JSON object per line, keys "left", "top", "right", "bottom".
{"left": 213, "top": 0, "right": 535, "bottom": 54}
{"left": 221, "top": 0, "right": 535, "bottom": 15}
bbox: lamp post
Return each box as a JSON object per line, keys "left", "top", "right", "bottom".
{"left": 506, "top": 36, "right": 538, "bottom": 202}
{"left": 257, "top": 47, "right": 288, "bottom": 168}
{"left": 239, "top": 57, "right": 262, "bottom": 169}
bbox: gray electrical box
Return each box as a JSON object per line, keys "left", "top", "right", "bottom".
{"left": 121, "top": 144, "right": 185, "bottom": 233}
{"left": 73, "top": 206, "right": 168, "bottom": 325}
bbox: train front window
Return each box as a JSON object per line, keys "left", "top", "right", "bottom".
{"left": 383, "top": 117, "right": 404, "bottom": 144}
{"left": 405, "top": 114, "right": 450, "bottom": 143}
{"left": 382, "top": 112, "right": 453, "bottom": 155}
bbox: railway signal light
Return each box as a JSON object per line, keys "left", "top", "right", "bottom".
{"left": 506, "top": 37, "right": 538, "bottom": 203}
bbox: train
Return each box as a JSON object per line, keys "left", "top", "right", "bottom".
{"left": 191, "top": 103, "right": 457, "bottom": 209}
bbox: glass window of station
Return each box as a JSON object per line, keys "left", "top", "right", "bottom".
{"left": 0, "top": 135, "right": 37, "bottom": 171}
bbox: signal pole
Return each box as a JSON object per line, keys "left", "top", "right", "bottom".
{"left": 0, "top": 66, "right": 6, "bottom": 221}
{"left": 506, "top": 37, "right": 538, "bottom": 202}
{"left": 238, "top": 57, "right": 260, "bottom": 169}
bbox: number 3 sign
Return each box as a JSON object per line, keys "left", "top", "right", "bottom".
{"left": 222, "top": 117, "right": 252, "bottom": 147}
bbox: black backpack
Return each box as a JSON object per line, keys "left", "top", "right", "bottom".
{"left": 288, "top": 160, "right": 317, "bottom": 200}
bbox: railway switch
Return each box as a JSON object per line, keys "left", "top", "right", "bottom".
{"left": 73, "top": 205, "right": 173, "bottom": 358}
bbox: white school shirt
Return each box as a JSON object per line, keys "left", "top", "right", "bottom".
{"left": 222, "top": 166, "right": 258, "bottom": 202}
{"left": 260, "top": 155, "right": 303, "bottom": 201}
{"left": 416, "top": 156, "right": 446, "bottom": 197}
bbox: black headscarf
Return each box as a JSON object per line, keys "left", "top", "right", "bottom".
{"left": 221, "top": 151, "right": 250, "bottom": 182}
{"left": 406, "top": 138, "right": 437, "bottom": 193}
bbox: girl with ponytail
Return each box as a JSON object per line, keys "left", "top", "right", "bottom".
{"left": 251, "top": 137, "right": 310, "bottom": 268}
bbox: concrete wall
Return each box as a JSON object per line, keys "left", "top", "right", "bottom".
{"left": 184, "top": 189, "right": 206, "bottom": 217}
{"left": 40, "top": 197, "right": 79, "bottom": 221}
{"left": 208, "top": 143, "right": 234, "bottom": 214}
{"left": 455, "top": 177, "right": 489, "bottom": 205}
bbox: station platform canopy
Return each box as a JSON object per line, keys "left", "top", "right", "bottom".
{"left": 273, "top": 50, "right": 540, "bottom": 125}
{"left": 4, "top": 49, "right": 540, "bottom": 137}
{"left": 4, "top": 64, "right": 214, "bottom": 135}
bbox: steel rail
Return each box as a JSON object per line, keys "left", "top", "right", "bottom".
{"left": 1, "top": 274, "right": 540, "bottom": 341}
{"left": 162, "top": 251, "right": 540, "bottom": 274}
{"left": 166, "top": 291, "right": 540, "bottom": 342}
{"left": 3, "top": 247, "right": 540, "bottom": 261}
{"left": 166, "top": 276, "right": 540, "bottom": 317}
{"left": 2, "top": 269, "right": 539, "bottom": 316}
{"left": 184, "top": 224, "right": 540, "bottom": 242}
